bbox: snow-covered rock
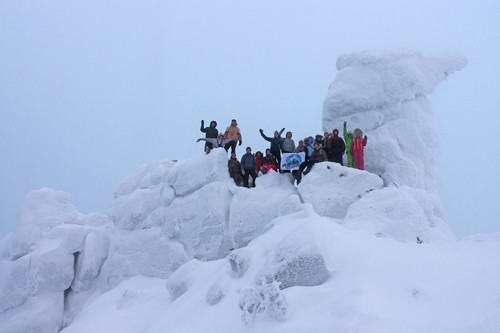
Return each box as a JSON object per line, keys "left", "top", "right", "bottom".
{"left": 100, "top": 227, "right": 188, "bottom": 290}
{"left": 229, "top": 171, "right": 302, "bottom": 248}
{"left": 298, "top": 162, "right": 384, "bottom": 219}
{"left": 323, "top": 50, "right": 466, "bottom": 192}
{"left": 344, "top": 186, "right": 455, "bottom": 242}
{"left": 7, "top": 188, "right": 83, "bottom": 260}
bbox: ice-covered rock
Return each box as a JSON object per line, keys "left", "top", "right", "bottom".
{"left": 71, "top": 231, "right": 110, "bottom": 292}
{"left": 28, "top": 248, "right": 75, "bottom": 294}
{"left": 165, "top": 259, "right": 201, "bottom": 300}
{"left": 163, "top": 181, "right": 233, "bottom": 260}
{"left": 344, "top": 186, "right": 455, "bottom": 242}
{"left": 7, "top": 188, "right": 83, "bottom": 260}
{"left": 239, "top": 282, "right": 288, "bottom": 325}
{"left": 323, "top": 50, "right": 466, "bottom": 192}
{"left": 167, "top": 148, "right": 229, "bottom": 196}
{"left": 100, "top": 227, "right": 187, "bottom": 290}
{"left": 256, "top": 220, "right": 332, "bottom": 289}
{"left": 0, "top": 292, "right": 64, "bottom": 333}
{"left": 298, "top": 162, "right": 384, "bottom": 219}
{"left": 229, "top": 171, "right": 302, "bottom": 248}
{"left": 0, "top": 258, "right": 30, "bottom": 313}
{"left": 228, "top": 249, "right": 252, "bottom": 279}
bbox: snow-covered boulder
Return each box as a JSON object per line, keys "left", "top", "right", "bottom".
{"left": 113, "top": 160, "right": 176, "bottom": 198}
{"left": 298, "top": 162, "right": 384, "bottom": 219}
{"left": 7, "top": 188, "right": 83, "bottom": 260}
{"left": 163, "top": 181, "right": 233, "bottom": 260}
{"left": 109, "top": 160, "right": 176, "bottom": 230}
{"left": 99, "top": 227, "right": 187, "bottom": 289}
{"left": 71, "top": 231, "right": 110, "bottom": 292}
{"left": 167, "top": 148, "right": 229, "bottom": 196}
{"left": 256, "top": 218, "right": 333, "bottom": 289}
{"left": 0, "top": 258, "right": 30, "bottom": 313}
{"left": 165, "top": 259, "right": 204, "bottom": 300}
{"left": 0, "top": 292, "right": 64, "bottom": 333}
{"left": 344, "top": 186, "right": 455, "bottom": 242}
{"left": 229, "top": 171, "right": 302, "bottom": 248}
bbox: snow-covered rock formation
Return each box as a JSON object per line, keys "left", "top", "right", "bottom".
{"left": 2, "top": 50, "right": 497, "bottom": 333}
{"left": 323, "top": 50, "right": 466, "bottom": 242}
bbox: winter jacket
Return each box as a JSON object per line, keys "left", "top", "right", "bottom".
{"left": 255, "top": 153, "right": 264, "bottom": 172}
{"left": 260, "top": 129, "right": 284, "bottom": 153}
{"left": 350, "top": 135, "right": 367, "bottom": 153}
{"left": 228, "top": 158, "right": 242, "bottom": 176}
{"left": 281, "top": 138, "right": 296, "bottom": 153}
{"left": 311, "top": 148, "right": 328, "bottom": 162}
{"left": 225, "top": 125, "right": 242, "bottom": 142}
{"left": 343, "top": 123, "right": 353, "bottom": 151}
{"left": 328, "top": 135, "right": 346, "bottom": 155}
{"left": 241, "top": 153, "right": 256, "bottom": 171}
{"left": 200, "top": 121, "right": 218, "bottom": 139}
{"left": 263, "top": 154, "right": 278, "bottom": 166}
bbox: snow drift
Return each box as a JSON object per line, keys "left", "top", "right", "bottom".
{"left": 2, "top": 50, "right": 498, "bottom": 333}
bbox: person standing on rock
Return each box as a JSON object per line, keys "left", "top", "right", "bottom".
{"left": 350, "top": 128, "right": 368, "bottom": 170}
{"left": 259, "top": 128, "right": 285, "bottom": 170}
{"left": 224, "top": 119, "right": 242, "bottom": 154}
{"left": 199, "top": 120, "right": 219, "bottom": 153}
{"left": 241, "top": 147, "right": 258, "bottom": 188}
{"left": 343, "top": 122, "right": 355, "bottom": 168}
{"left": 327, "top": 128, "right": 346, "bottom": 165}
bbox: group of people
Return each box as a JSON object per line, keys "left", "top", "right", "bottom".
{"left": 197, "top": 119, "right": 368, "bottom": 187}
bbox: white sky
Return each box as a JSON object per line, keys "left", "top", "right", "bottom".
{"left": 1, "top": 0, "right": 499, "bottom": 238}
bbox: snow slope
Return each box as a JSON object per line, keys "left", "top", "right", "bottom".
{"left": 2, "top": 50, "right": 498, "bottom": 333}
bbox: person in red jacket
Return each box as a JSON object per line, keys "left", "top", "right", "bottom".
{"left": 350, "top": 128, "right": 368, "bottom": 170}
{"left": 255, "top": 151, "right": 264, "bottom": 174}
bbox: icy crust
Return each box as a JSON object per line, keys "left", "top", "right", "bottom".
{"left": 323, "top": 50, "right": 466, "bottom": 191}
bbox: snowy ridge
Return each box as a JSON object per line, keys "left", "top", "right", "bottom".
{"left": 1, "top": 50, "right": 499, "bottom": 333}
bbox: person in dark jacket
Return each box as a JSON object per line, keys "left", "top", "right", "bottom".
{"left": 241, "top": 147, "right": 257, "bottom": 188}
{"left": 327, "top": 129, "right": 346, "bottom": 165}
{"left": 259, "top": 128, "right": 284, "bottom": 170}
{"left": 200, "top": 120, "right": 218, "bottom": 153}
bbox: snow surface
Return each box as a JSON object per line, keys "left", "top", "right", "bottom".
{"left": 1, "top": 50, "right": 499, "bottom": 333}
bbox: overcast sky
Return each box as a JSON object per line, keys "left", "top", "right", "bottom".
{"left": 1, "top": 0, "right": 499, "bottom": 239}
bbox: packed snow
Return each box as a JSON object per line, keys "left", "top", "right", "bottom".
{"left": 1, "top": 50, "right": 499, "bottom": 333}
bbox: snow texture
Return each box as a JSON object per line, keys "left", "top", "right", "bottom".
{"left": 3, "top": 50, "right": 498, "bottom": 333}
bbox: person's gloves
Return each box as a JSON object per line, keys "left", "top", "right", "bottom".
{"left": 343, "top": 121, "right": 346, "bottom": 126}
{"left": 364, "top": 136, "right": 368, "bottom": 140}
{"left": 259, "top": 129, "right": 263, "bottom": 133}
{"left": 201, "top": 120, "right": 204, "bottom": 126}
{"left": 239, "top": 141, "right": 242, "bottom": 146}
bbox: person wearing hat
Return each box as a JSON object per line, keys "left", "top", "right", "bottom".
{"left": 343, "top": 121, "right": 355, "bottom": 168}
{"left": 224, "top": 119, "right": 242, "bottom": 154}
